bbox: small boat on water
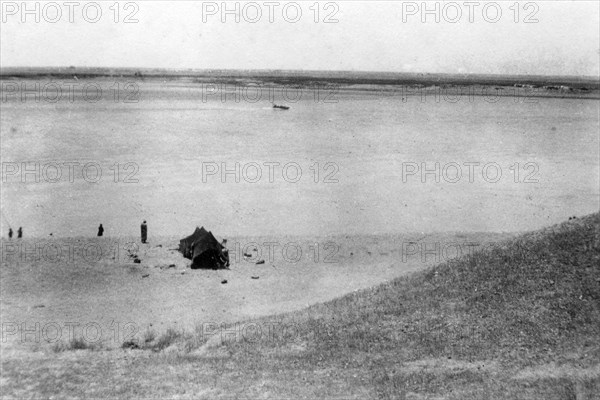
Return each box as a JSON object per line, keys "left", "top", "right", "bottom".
{"left": 273, "top": 104, "right": 290, "bottom": 110}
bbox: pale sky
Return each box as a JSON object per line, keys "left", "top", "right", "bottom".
{"left": 1, "top": 0, "right": 599, "bottom": 76}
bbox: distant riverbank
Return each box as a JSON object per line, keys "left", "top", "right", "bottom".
{"left": 2, "top": 68, "right": 599, "bottom": 100}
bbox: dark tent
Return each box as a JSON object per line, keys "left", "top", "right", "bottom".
{"left": 179, "top": 227, "right": 226, "bottom": 269}
{"left": 179, "top": 227, "right": 207, "bottom": 259}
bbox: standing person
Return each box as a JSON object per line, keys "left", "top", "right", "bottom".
{"left": 8, "top": 228, "right": 13, "bottom": 239}
{"left": 220, "top": 239, "right": 230, "bottom": 268}
{"left": 140, "top": 220, "right": 147, "bottom": 244}
{"left": 17, "top": 227, "right": 22, "bottom": 239}
{"left": 97, "top": 224, "right": 104, "bottom": 237}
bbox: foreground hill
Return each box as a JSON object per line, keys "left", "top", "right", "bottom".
{"left": 1, "top": 214, "right": 599, "bottom": 399}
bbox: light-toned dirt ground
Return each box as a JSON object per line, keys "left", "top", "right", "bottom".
{"left": 1, "top": 232, "right": 510, "bottom": 352}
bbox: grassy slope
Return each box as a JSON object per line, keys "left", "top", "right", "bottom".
{"left": 2, "top": 214, "right": 599, "bottom": 399}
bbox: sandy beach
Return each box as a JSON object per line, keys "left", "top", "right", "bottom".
{"left": 1, "top": 231, "right": 514, "bottom": 351}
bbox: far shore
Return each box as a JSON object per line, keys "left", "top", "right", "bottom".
{"left": 1, "top": 68, "right": 599, "bottom": 100}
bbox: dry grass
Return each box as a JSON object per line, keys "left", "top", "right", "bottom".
{"left": 51, "top": 337, "right": 102, "bottom": 352}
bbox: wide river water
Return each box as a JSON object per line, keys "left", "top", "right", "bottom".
{"left": 1, "top": 79, "right": 598, "bottom": 237}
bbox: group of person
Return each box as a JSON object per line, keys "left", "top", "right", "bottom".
{"left": 7, "top": 227, "right": 22, "bottom": 239}
{"left": 96, "top": 221, "right": 148, "bottom": 244}
{"left": 7, "top": 221, "right": 230, "bottom": 268}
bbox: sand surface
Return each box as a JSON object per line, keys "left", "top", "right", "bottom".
{"left": 1, "top": 232, "right": 511, "bottom": 351}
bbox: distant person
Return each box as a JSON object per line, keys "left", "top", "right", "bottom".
{"left": 97, "top": 224, "right": 104, "bottom": 237}
{"left": 220, "top": 239, "right": 230, "bottom": 268}
{"left": 8, "top": 228, "right": 13, "bottom": 239}
{"left": 140, "top": 220, "right": 147, "bottom": 244}
{"left": 17, "top": 227, "right": 22, "bottom": 239}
